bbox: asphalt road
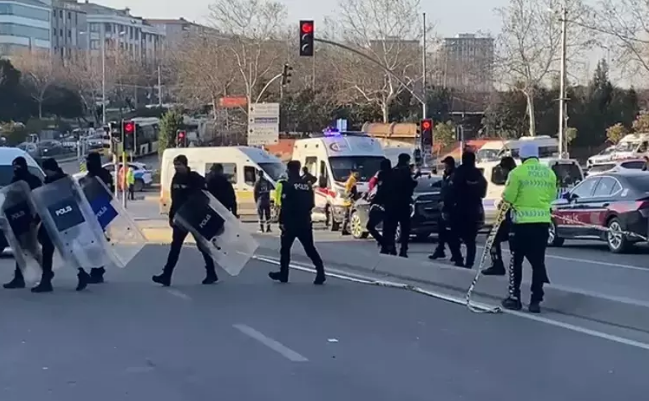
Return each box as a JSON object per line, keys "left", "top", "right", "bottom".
{"left": 0, "top": 244, "right": 646, "bottom": 400}
{"left": 59, "top": 154, "right": 160, "bottom": 175}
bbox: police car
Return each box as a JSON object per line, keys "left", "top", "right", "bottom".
{"left": 103, "top": 162, "right": 153, "bottom": 192}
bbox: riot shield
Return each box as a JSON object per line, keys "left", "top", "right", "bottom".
{"left": 0, "top": 181, "right": 42, "bottom": 282}
{"left": 31, "top": 176, "right": 113, "bottom": 270}
{"left": 173, "top": 190, "right": 258, "bottom": 276}
{"left": 77, "top": 175, "right": 145, "bottom": 268}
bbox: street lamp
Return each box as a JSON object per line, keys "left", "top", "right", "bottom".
{"left": 102, "top": 30, "right": 126, "bottom": 125}
{"left": 549, "top": 5, "right": 568, "bottom": 158}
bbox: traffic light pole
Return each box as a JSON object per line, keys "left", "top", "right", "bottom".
{"left": 255, "top": 73, "right": 284, "bottom": 104}
{"left": 122, "top": 151, "right": 128, "bottom": 208}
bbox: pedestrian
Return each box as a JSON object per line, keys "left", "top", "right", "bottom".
{"left": 429, "top": 156, "right": 462, "bottom": 262}
{"left": 127, "top": 166, "right": 135, "bottom": 200}
{"left": 3, "top": 156, "right": 44, "bottom": 290}
{"left": 382, "top": 153, "right": 417, "bottom": 257}
{"left": 482, "top": 156, "right": 517, "bottom": 276}
{"left": 366, "top": 158, "right": 392, "bottom": 249}
{"left": 501, "top": 143, "right": 556, "bottom": 313}
{"left": 447, "top": 151, "right": 487, "bottom": 268}
{"left": 268, "top": 160, "right": 325, "bottom": 284}
{"left": 254, "top": 169, "right": 272, "bottom": 232}
{"left": 152, "top": 155, "right": 218, "bottom": 287}
{"left": 340, "top": 168, "right": 359, "bottom": 235}
{"left": 301, "top": 166, "right": 317, "bottom": 186}
{"left": 85, "top": 151, "right": 114, "bottom": 284}
{"left": 205, "top": 163, "right": 238, "bottom": 217}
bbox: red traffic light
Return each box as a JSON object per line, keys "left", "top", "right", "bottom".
{"left": 124, "top": 121, "right": 134, "bottom": 133}
{"left": 178, "top": 131, "right": 185, "bottom": 138}
{"left": 421, "top": 119, "right": 432, "bottom": 130}
{"left": 301, "top": 21, "right": 313, "bottom": 34}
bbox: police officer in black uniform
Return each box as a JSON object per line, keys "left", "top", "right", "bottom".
{"left": 3, "top": 157, "right": 44, "bottom": 290}
{"left": 366, "top": 158, "right": 392, "bottom": 251}
{"left": 268, "top": 160, "right": 326, "bottom": 284}
{"left": 254, "top": 169, "right": 272, "bottom": 232}
{"left": 429, "top": 156, "right": 461, "bottom": 261}
{"left": 382, "top": 153, "right": 417, "bottom": 257}
{"left": 205, "top": 163, "right": 238, "bottom": 216}
{"left": 152, "top": 155, "right": 218, "bottom": 287}
{"left": 84, "top": 151, "right": 114, "bottom": 284}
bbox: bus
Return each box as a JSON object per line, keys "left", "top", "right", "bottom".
{"left": 131, "top": 117, "right": 160, "bottom": 157}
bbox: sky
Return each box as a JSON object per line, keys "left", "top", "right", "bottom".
{"left": 92, "top": 0, "right": 635, "bottom": 87}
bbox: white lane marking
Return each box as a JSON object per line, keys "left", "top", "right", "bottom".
{"left": 166, "top": 289, "right": 192, "bottom": 301}
{"left": 476, "top": 244, "right": 648, "bottom": 271}
{"left": 232, "top": 324, "right": 308, "bottom": 362}
{"left": 254, "top": 256, "right": 649, "bottom": 352}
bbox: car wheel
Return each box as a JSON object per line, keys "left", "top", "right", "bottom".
{"left": 606, "top": 217, "right": 630, "bottom": 253}
{"left": 326, "top": 205, "right": 339, "bottom": 231}
{"left": 395, "top": 223, "right": 402, "bottom": 243}
{"left": 133, "top": 179, "right": 144, "bottom": 192}
{"left": 350, "top": 211, "right": 368, "bottom": 239}
{"left": 548, "top": 221, "right": 564, "bottom": 247}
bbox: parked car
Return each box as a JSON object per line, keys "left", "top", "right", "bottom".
{"left": 550, "top": 170, "right": 649, "bottom": 253}
{"left": 103, "top": 162, "right": 153, "bottom": 191}
{"left": 348, "top": 175, "right": 442, "bottom": 241}
{"left": 587, "top": 159, "right": 646, "bottom": 176}
{"left": 586, "top": 145, "right": 616, "bottom": 168}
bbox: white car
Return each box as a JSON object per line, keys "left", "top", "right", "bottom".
{"left": 73, "top": 161, "right": 153, "bottom": 191}
{"left": 586, "top": 146, "right": 616, "bottom": 168}
{"left": 587, "top": 159, "right": 646, "bottom": 176}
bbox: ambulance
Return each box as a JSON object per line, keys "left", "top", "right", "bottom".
{"left": 291, "top": 129, "right": 385, "bottom": 230}
{"left": 611, "top": 133, "right": 649, "bottom": 160}
{"left": 159, "top": 146, "right": 285, "bottom": 216}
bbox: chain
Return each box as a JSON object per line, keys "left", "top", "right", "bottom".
{"left": 550, "top": 214, "right": 649, "bottom": 242}
{"left": 465, "top": 201, "right": 510, "bottom": 313}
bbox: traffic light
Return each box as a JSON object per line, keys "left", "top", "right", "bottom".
{"left": 121, "top": 120, "right": 135, "bottom": 151}
{"left": 299, "top": 20, "right": 314, "bottom": 56}
{"left": 420, "top": 119, "right": 433, "bottom": 147}
{"left": 176, "top": 130, "right": 187, "bottom": 147}
{"left": 281, "top": 63, "right": 293, "bottom": 85}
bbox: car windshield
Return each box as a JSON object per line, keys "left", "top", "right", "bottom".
{"left": 258, "top": 162, "right": 285, "bottom": 181}
{"left": 329, "top": 156, "right": 384, "bottom": 182}
{"left": 626, "top": 175, "right": 649, "bottom": 191}
{"left": 0, "top": 166, "right": 44, "bottom": 187}
{"left": 476, "top": 149, "right": 500, "bottom": 162}
{"left": 415, "top": 177, "right": 442, "bottom": 192}
{"left": 616, "top": 141, "right": 640, "bottom": 152}
{"left": 552, "top": 163, "right": 583, "bottom": 186}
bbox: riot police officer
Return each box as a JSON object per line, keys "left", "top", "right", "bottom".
{"left": 382, "top": 153, "right": 417, "bottom": 257}
{"left": 429, "top": 156, "right": 461, "bottom": 261}
{"left": 3, "top": 156, "right": 43, "bottom": 290}
{"left": 205, "top": 163, "right": 237, "bottom": 216}
{"left": 85, "top": 151, "right": 114, "bottom": 284}
{"left": 152, "top": 155, "right": 218, "bottom": 287}
{"left": 268, "top": 160, "right": 325, "bottom": 284}
{"left": 366, "top": 158, "right": 392, "bottom": 250}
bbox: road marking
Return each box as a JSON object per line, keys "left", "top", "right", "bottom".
{"left": 166, "top": 289, "right": 192, "bottom": 301}
{"left": 254, "top": 256, "right": 649, "bottom": 352}
{"left": 232, "top": 324, "right": 308, "bottom": 362}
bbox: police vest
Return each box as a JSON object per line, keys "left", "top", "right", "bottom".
{"left": 503, "top": 159, "right": 557, "bottom": 224}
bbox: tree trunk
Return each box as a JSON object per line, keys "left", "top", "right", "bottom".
{"left": 38, "top": 101, "right": 42, "bottom": 119}
{"left": 381, "top": 102, "right": 389, "bottom": 123}
{"left": 525, "top": 92, "right": 536, "bottom": 136}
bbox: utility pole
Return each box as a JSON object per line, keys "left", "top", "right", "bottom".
{"left": 157, "top": 65, "right": 162, "bottom": 106}
{"left": 422, "top": 12, "right": 427, "bottom": 120}
{"left": 558, "top": 4, "right": 568, "bottom": 158}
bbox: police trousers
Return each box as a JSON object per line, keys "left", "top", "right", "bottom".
{"left": 163, "top": 226, "right": 216, "bottom": 276}
{"left": 508, "top": 223, "right": 550, "bottom": 303}
{"left": 383, "top": 206, "right": 411, "bottom": 255}
{"left": 279, "top": 224, "right": 324, "bottom": 277}
{"left": 366, "top": 205, "right": 385, "bottom": 248}
{"left": 13, "top": 225, "right": 54, "bottom": 281}
{"left": 257, "top": 201, "right": 271, "bottom": 226}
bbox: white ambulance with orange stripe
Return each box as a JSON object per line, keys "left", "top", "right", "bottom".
{"left": 291, "top": 130, "right": 385, "bottom": 231}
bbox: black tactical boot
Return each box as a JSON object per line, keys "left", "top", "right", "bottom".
{"left": 501, "top": 297, "right": 523, "bottom": 311}
{"left": 3, "top": 276, "right": 25, "bottom": 289}
{"left": 88, "top": 267, "right": 105, "bottom": 284}
{"left": 152, "top": 271, "right": 172, "bottom": 287}
{"left": 268, "top": 271, "right": 288, "bottom": 283}
{"left": 202, "top": 270, "right": 218, "bottom": 285}
{"left": 76, "top": 269, "right": 90, "bottom": 291}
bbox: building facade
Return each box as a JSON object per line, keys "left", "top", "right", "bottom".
{"left": 51, "top": 0, "right": 86, "bottom": 59}
{"left": 0, "top": 0, "right": 52, "bottom": 55}
{"left": 146, "top": 18, "right": 222, "bottom": 50}
{"left": 435, "top": 33, "right": 494, "bottom": 93}
{"left": 81, "top": 2, "right": 164, "bottom": 63}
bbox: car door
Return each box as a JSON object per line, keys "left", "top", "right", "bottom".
{"left": 571, "top": 177, "right": 620, "bottom": 238}
{"left": 554, "top": 177, "right": 600, "bottom": 238}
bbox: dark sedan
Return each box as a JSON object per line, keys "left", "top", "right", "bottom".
{"left": 550, "top": 170, "right": 649, "bottom": 253}
{"left": 349, "top": 175, "right": 443, "bottom": 241}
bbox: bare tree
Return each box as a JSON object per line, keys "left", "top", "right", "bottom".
{"left": 589, "top": 0, "right": 649, "bottom": 78}
{"left": 495, "top": 0, "right": 591, "bottom": 136}
{"left": 207, "top": 0, "right": 287, "bottom": 105}
{"left": 12, "top": 49, "right": 60, "bottom": 118}
{"left": 330, "top": 0, "right": 426, "bottom": 122}
{"left": 61, "top": 54, "right": 102, "bottom": 123}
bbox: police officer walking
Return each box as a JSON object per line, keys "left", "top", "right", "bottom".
{"left": 382, "top": 153, "right": 417, "bottom": 257}
{"left": 85, "top": 151, "right": 114, "bottom": 284}
{"left": 268, "top": 160, "right": 326, "bottom": 284}
{"left": 446, "top": 151, "right": 487, "bottom": 268}
{"left": 366, "top": 158, "right": 391, "bottom": 250}
{"left": 3, "top": 156, "right": 44, "bottom": 290}
{"left": 254, "top": 169, "right": 272, "bottom": 232}
{"left": 500, "top": 143, "right": 556, "bottom": 313}
{"left": 429, "top": 156, "right": 461, "bottom": 261}
{"left": 152, "top": 155, "right": 218, "bottom": 287}
{"left": 482, "top": 156, "right": 516, "bottom": 276}
{"left": 205, "top": 163, "right": 237, "bottom": 216}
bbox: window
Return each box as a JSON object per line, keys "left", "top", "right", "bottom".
{"left": 0, "top": 4, "right": 50, "bottom": 21}
{"left": 59, "top": 10, "right": 63, "bottom": 18}
{"left": 592, "top": 177, "right": 619, "bottom": 197}
{"left": 67, "top": 29, "right": 71, "bottom": 38}
{"left": 551, "top": 163, "right": 583, "bottom": 187}
{"left": 206, "top": 163, "right": 236, "bottom": 184}
{"left": 571, "top": 178, "right": 600, "bottom": 199}
{"left": 67, "top": 12, "right": 71, "bottom": 20}
{"left": 90, "top": 40, "right": 99, "bottom": 49}
{"left": 90, "top": 23, "right": 99, "bottom": 32}
{"left": 627, "top": 176, "right": 649, "bottom": 191}
{"left": 304, "top": 156, "right": 317, "bottom": 176}
{"left": 589, "top": 163, "right": 615, "bottom": 173}
{"left": 0, "top": 166, "right": 43, "bottom": 187}
{"left": 0, "top": 24, "right": 51, "bottom": 41}
{"left": 490, "top": 165, "right": 508, "bottom": 185}
{"left": 244, "top": 166, "right": 256, "bottom": 186}
{"left": 104, "top": 23, "right": 111, "bottom": 32}
{"left": 329, "top": 156, "right": 383, "bottom": 182}
{"left": 621, "top": 161, "right": 645, "bottom": 170}
{"left": 258, "top": 162, "right": 284, "bottom": 181}
{"left": 639, "top": 142, "right": 648, "bottom": 153}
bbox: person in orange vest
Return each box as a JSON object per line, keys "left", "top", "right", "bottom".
{"left": 117, "top": 165, "right": 126, "bottom": 193}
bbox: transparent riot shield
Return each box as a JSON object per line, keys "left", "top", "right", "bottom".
{"left": 0, "top": 181, "right": 42, "bottom": 282}
{"left": 31, "top": 176, "right": 113, "bottom": 270}
{"left": 77, "top": 175, "right": 145, "bottom": 268}
{"left": 173, "top": 190, "right": 258, "bottom": 276}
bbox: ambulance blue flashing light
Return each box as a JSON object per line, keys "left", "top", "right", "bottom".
{"left": 323, "top": 127, "right": 341, "bottom": 136}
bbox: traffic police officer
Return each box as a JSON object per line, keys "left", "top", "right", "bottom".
{"left": 501, "top": 143, "right": 556, "bottom": 313}
{"left": 268, "top": 160, "right": 326, "bottom": 284}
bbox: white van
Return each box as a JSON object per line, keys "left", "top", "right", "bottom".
{"left": 476, "top": 136, "right": 560, "bottom": 162}
{"left": 478, "top": 157, "right": 584, "bottom": 227}
{"left": 160, "top": 146, "right": 285, "bottom": 216}
{"left": 291, "top": 131, "right": 384, "bottom": 230}
{"left": 612, "top": 134, "right": 649, "bottom": 160}
{"left": 0, "top": 147, "right": 44, "bottom": 252}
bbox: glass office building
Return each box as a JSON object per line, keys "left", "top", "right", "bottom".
{"left": 0, "top": 0, "right": 51, "bottom": 55}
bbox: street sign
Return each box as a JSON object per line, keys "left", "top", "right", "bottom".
{"left": 248, "top": 103, "right": 280, "bottom": 146}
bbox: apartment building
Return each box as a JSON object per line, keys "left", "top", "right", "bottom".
{"left": 146, "top": 17, "right": 220, "bottom": 50}
{"left": 435, "top": 33, "right": 494, "bottom": 93}
{"left": 51, "top": 0, "right": 86, "bottom": 59}
{"left": 0, "top": 0, "right": 52, "bottom": 55}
